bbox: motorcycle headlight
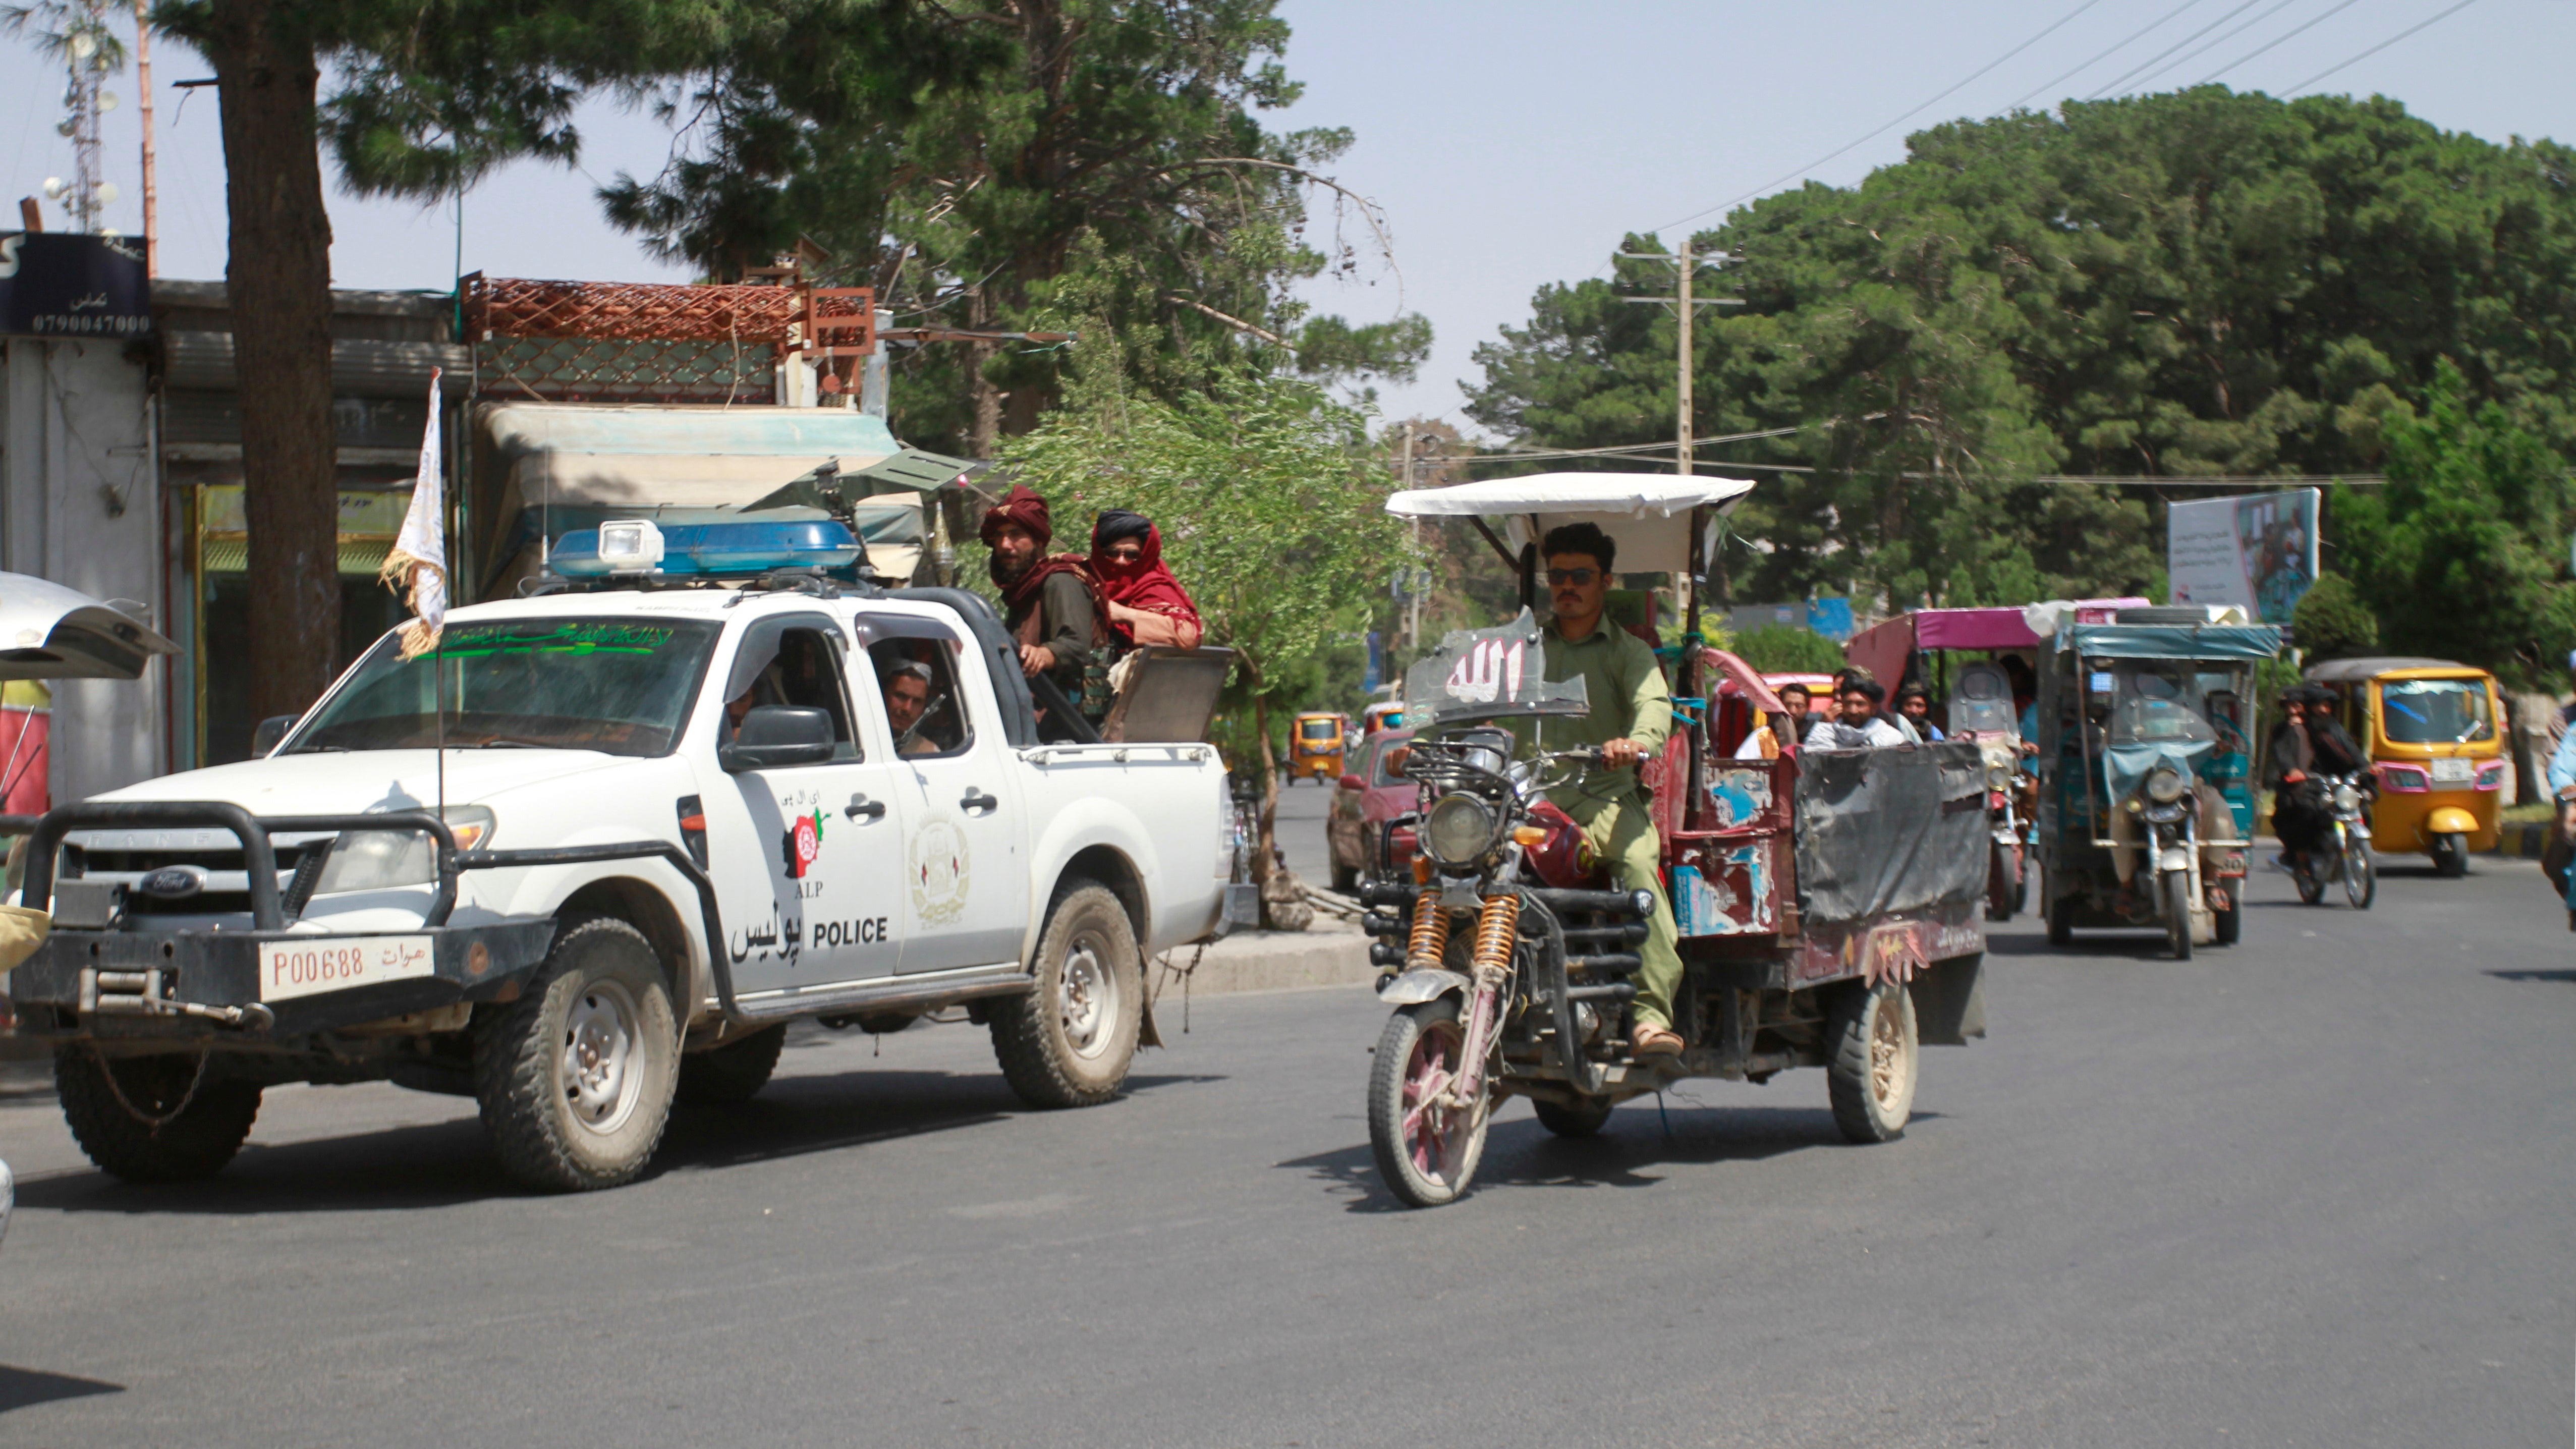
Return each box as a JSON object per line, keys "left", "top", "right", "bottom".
{"left": 2333, "top": 783, "right": 2361, "bottom": 812}
{"left": 1423, "top": 793, "right": 1497, "bottom": 868}
{"left": 1986, "top": 763, "right": 2012, "bottom": 791}
{"left": 313, "top": 806, "right": 494, "bottom": 895}
{"left": 2144, "top": 766, "right": 2186, "bottom": 804}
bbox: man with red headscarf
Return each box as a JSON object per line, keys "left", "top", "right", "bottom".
{"left": 980, "top": 485, "right": 1102, "bottom": 703}
{"left": 1089, "top": 510, "right": 1203, "bottom": 650}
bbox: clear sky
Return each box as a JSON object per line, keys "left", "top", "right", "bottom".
{"left": 5, "top": 1, "right": 2568, "bottom": 440}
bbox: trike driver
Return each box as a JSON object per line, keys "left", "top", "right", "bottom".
{"left": 1520, "top": 522, "right": 1686, "bottom": 1058}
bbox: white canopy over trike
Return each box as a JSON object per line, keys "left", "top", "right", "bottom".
{"left": 1384, "top": 472, "right": 1755, "bottom": 577}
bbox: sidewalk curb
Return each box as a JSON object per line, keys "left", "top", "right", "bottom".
{"left": 1148, "top": 923, "right": 1373, "bottom": 1001}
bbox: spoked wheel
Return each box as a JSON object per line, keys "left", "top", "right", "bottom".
{"left": 1366, "top": 997, "right": 1491, "bottom": 1208}
{"left": 2162, "top": 871, "right": 2194, "bottom": 961}
{"left": 2429, "top": 832, "right": 2468, "bottom": 878}
{"left": 1826, "top": 978, "right": 1917, "bottom": 1144}
{"left": 2343, "top": 837, "right": 2377, "bottom": 909}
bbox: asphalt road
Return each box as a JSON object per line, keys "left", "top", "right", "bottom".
{"left": 2, "top": 851, "right": 2569, "bottom": 1447}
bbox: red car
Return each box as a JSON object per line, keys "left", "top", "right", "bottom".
{"left": 1326, "top": 728, "right": 1416, "bottom": 890}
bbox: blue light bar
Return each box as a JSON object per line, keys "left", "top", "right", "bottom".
{"left": 550, "top": 520, "right": 865, "bottom": 578}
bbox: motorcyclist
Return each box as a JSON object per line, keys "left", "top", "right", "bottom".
{"left": 1520, "top": 523, "right": 1685, "bottom": 1058}
{"left": 2265, "top": 686, "right": 2364, "bottom": 870}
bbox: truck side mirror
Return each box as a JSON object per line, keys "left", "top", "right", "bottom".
{"left": 251, "top": 715, "right": 298, "bottom": 758}
{"left": 719, "top": 706, "right": 836, "bottom": 772}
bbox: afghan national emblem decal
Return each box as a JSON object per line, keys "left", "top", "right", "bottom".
{"left": 909, "top": 813, "right": 970, "bottom": 925}
{"left": 780, "top": 807, "right": 825, "bottom": 879}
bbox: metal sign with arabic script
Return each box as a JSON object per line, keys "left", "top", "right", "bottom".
{"left": 1401, "top": 608, "right": 1591, "bottom": 728}
{"left": 0, "top": 233, "right": 151, "bottom": 339}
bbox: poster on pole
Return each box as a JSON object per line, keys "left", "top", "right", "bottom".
{"left": 2167, "top": 488, "right": 2318, "bottom": 624}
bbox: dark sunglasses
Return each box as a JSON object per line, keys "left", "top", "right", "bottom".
{"left": 1544, "top": 568, "right": 1599, "bottom": 586}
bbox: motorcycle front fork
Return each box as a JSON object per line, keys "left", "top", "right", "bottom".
{"left": 1445, "top": 894, "right": 1521, "bottom": 1108}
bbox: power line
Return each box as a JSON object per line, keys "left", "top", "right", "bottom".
{"left": 2002, "top": 0, "right": 2205, "bottom": 110}
{"left": 2190, "top": 0, "right": 2366, "bottom": 85}
{"left": 2282, "top": 0, "right": 2481, "bottom": 93}
{"left": 2118, "top": 0, "right": 2304, "bottom": 93}
{"left": 2086, "top": 0, "right": 2263, "bottom": 99}
{"left": 1649, "top": 0, "right": 2108, "bottom": 235}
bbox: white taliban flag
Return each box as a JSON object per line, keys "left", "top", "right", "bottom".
{"left": 378, "top": 368, "right": 448, "bottom": 657}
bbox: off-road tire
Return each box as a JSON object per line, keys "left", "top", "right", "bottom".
{"left": 1532, "top": 1095, "right": 1614, "bottom": 1138}
{"left": 472, "top": 917, "right": 679, "bottom": 1192}
{"left": 676, "top": 1024, "right": 787, "bottom": 1106}
{"left": 55, "top": 1048, "right": 262, "bottom": 1183}
{"left": 2163, "top": 871, "right": 2195, "bottom": 961}
{"left": 990, "top": 880, "right": 1143, "bottom": 1109}
{"left": 1825, "top": 978, "right": 1917, "bottom": 1145}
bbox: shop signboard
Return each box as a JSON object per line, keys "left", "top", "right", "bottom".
{"left": 0, "top": 233, "right": 151, "bottom": 339}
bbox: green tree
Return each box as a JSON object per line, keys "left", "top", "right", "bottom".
{"left": 131, "top": 0, "right": 986, "bottom": 716}
{"left": 2289, "top": 571, "right": 2379, "bottom": 662}
{"left": 1468, "top": 89, "right": 2574, "bottom": 613}
{"left": 1728, "top": 625, "right": 1845, "bottom": 676}
{"left": 999, "top": 368, "right": 1407, "bottom": 902}
{"left": 596, "top": 0, "right": 1427, "bottom": 457}
{"left": 2331, "top": 360, "right": 2575, "bottom": 687}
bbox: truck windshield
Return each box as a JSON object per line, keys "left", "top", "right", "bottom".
{"left": 288, "top": 619, "right": 721, "bottom": 757}
{"left": 2378, "top": 678, "right": 2492, "bottom": 744}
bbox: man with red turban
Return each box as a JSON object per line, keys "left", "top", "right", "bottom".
{"left": 980, "top": 485, "right": 1103, "bottom": 703}
{"left": 1088, "top": 510, "right": 1203, "bottom": 650}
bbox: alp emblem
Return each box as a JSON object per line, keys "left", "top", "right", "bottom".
{"left": 136, "top": 865, "right": 208, "bottom": 901}
{"left": 779, "top": 808, "right": 825, "bottom": 878}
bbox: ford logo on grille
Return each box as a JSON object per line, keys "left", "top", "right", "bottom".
{"left": 136, "top": 865, "right": 209, "bottom": 901}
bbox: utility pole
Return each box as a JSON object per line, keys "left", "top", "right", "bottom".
{"left": 1398, "top": 422, "right": 1422, "bottom": 649}
{"left": 1617, "top": 242, "right": 1741, "bottom": 477}
{"left": 134, "top": 0, "right": 155, "bottom": 273}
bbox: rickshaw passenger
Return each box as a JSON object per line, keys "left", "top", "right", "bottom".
{"left": 1807, "top": 678, "right": 1907, "bottom": 749}
{"left": 1526, "top": 523, "right": 1685, "bottom": 1059}
{"left": 1735, "top": 683, "right": 1807, "bottom": 759}
{"left": 1895, "top": 682, "right": 1944, "bottom": 741}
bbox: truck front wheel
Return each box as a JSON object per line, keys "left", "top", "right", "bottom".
{"left": 55, "top": 1048, "right": 262, "bottom": 1182}
{"left": 990, "top": 880, "right": 1142, "bottom": 1108}
{"left": 473, "top": 918, "right": 679, "bottom": 1192}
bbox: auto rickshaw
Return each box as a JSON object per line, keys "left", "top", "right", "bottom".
{"left": 2036, "top": 608, "right": 2279, "bottom": 959}
{"left": 2299, "top": 658, "right": 2504, "bottom": 877}
{"left": 1290, "top": 710, "right": 1350, "bottom": 785}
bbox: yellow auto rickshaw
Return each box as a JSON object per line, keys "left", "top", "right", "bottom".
{"left": 1290, "top": 710, "right": 1350, "bottom": 785}
{"left": 2303, "top": 657, "right": 2505, "bottom": 877}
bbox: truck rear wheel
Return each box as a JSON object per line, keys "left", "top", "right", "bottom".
{"left": 1825, "top": 978, "right": 1916, "bottom": 1145}
{"left": 676, "top": 1024, "right": 787, "bottom": 1106}
{"left": 55, "top": 1048, "right": 262, "bottom": 1182}
{"left": 472, "top": 918, "right": 678, "bottom": 1192}
{"left": 990, "top": 880, "right": 1142, "bottom": 1108}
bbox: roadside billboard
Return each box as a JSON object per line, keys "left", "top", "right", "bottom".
{"left": 2167, "top": 488, "right": 2318, "bottom": 625}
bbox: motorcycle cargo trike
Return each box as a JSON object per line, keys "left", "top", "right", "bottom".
{"left": 1360, "top": 475, "right": 1991, "bottom": 1208}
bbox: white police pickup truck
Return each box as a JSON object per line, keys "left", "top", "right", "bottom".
{"left": 5, "top": 527, "right": 1234, "bottom": 1191}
